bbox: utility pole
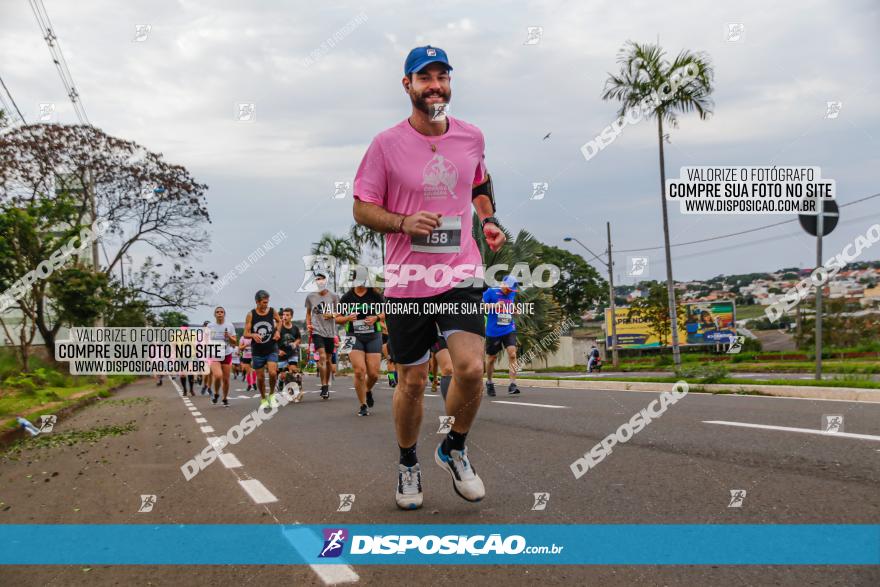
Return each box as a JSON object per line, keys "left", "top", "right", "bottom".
{"left": 607, "top": 222, "right": 619, "bottom": 367}
{"left": 815, "top": 210, "right": 823, "bottom": 381}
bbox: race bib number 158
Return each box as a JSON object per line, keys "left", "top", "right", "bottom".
{"left": 411, "top": 216, "right": 462, "bottom": 253}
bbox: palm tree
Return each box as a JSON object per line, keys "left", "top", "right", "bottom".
{"left": 349, "top": 223, "right": 384, "bottom": 264}
{"left": 472, "top": 215, "right": 563, "bottom": 364}
{"left": 602, "top": 41, "right": 714, "bottom": 367}
{"left": 310, "top": 232, "right": 360, "bottom": 291}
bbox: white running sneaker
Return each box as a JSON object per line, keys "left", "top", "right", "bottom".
{"left": 395, "top": 463, "right": 423, "bottom": 510}
{"left": 434, "top": 443, "right": 485, "bottom": 502}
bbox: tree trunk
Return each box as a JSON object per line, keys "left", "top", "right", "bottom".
{"left": 657, "top": 117, "right": 682, "bottom": 367}
{"left": 34, "top": 290, "right": 61, "bottom": 361}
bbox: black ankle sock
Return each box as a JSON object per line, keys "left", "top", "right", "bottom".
{"left": 440, "top": 375, "right": 452, "bottom": 400}
{"left": 399, "top": 443, "right": 418, "bottom": 467}
{"left": 442, "top": 430, "right": 467, "bottom": 453}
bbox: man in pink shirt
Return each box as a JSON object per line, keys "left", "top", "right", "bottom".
{"left": 353, "top": 45, "right": 506, "bottom": 510}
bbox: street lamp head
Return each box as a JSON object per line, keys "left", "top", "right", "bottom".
{"left": 563, "top": 237, "right": 572, "bottom": 242}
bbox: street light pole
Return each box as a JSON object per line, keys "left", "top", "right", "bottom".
{"left": 563, "top": 231, "right": 619, "bottom": 368}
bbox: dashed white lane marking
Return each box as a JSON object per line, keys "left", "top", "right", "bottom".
{"left": 218, "top": 452, "right": 242, "bottom": 468}
{"left": 491, "top": 400, "right": 568, "bottom": 409}
{"left": 192, "top": 411, "right": 202, "bottom": 416}
{"left": 704, "top": 420, "right": 880, "bottom": 441}
{"left": 238, "top": 479, "right": 278, "bottom": 504}
{"left": 283, "top": 526, "right": 360, "bottom": 585}
{"left": 310, "top": 563, "right": 360, "bottom": 585}
{"left": 200, "top": 426, "right": 214, "bottom": 433}
{"left": 195, "top": 417, "right": 207, "bottom": 424}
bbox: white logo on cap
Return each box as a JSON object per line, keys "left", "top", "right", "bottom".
{"left": 427, "top": 48, "right": 437, "bottom": 56}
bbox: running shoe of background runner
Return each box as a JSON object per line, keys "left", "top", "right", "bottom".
{"left": 358, "top": 403, "right": 370, "bottom": 417}
{"left": 366, "top": 390, "right": 374, "bottom": 408}
{"left": 486, "top": 381, "right": 496, "bottom": 397}
{"left": 507, "top": 382, "right": 520, "bottom": 395}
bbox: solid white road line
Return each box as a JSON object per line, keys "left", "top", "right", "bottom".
{"left": 200, "top": 426, "right": 214, "bottom": 433}
{"left": 491, "top": 400, "right": 568, "bottom": 409}
{"left": 195, "top": 417, "right": 207, "bottom": 424}
{"left": 218, "top": 452, "right": 242, "bottom": 468}
{"left": 704, "top": 420, "right": 880, "bottom": 441}
{"left": 238, "top": 479, "right": 278, "bottom": 504}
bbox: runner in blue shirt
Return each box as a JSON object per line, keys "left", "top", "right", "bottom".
{"left": 483, "top": 275, "right": 520, "bottom": 396}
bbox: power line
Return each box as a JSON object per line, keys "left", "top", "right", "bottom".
{"left": 29, "top": 0, "right": 89, "bottom": 124}
{"left": 0, "top": 74, "right": 26, "bottom": 125}
{"left": 673, "top": 212, "right": 880, "bottom": 262}
{"left": 613, "top": 192, "right": 880, "bottom": 253}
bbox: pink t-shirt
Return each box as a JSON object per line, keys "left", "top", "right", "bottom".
{"left": 354, "top": 116, "right": 487, "bottom": 298}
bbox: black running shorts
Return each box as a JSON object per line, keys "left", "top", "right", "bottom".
{"left": 312, "top": 334, "right": 335, "bottom": 354}
{"left": 386, "top": 287, "right": 485, "bottom": 364}
{"left": 486, "top": 331, "right": 517, "bottom": 356}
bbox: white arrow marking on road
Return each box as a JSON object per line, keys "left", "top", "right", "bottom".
{"left": 238, "top": 479, "right": 278, "bottom": 504}
{"left": 491, "top": 400, "right": 568, "bottom": 409}
{"left": 704, "top": 420, "right": 880, "bottom": 441}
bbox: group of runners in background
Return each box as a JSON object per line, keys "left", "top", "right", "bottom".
{"left": 170, "top": 272, "right": 522, "bottom": 415}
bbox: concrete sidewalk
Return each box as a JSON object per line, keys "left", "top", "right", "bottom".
{"left": 504, "top": 377, "right": 880, "bottom": 403}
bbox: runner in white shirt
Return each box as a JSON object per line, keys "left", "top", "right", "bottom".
{"left": 206, "top": 306, "right": 237, "bottom": 407}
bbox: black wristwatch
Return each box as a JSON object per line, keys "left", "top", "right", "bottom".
{"left": 481, "top": 216, "right": 501, "bottom": 230}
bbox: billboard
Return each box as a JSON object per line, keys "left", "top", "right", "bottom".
{"left": 604, "top": 301, "right": 736, "bottom": 349}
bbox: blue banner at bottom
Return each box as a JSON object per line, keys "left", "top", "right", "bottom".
{"left": 1, "top": 525, "right": 877, "bottom": 565}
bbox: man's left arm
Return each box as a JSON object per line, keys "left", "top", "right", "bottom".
{"left": 472, "top": 191, "right": 505, "bottom": 253}
{"left": 472, "top": 139, "right": 505, "bottom": 252}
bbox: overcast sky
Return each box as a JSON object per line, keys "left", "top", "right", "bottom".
{"left": 2, "top": 0, "right": 878, "bottom": 323}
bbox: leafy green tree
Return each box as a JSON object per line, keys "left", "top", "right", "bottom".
{"left": 0, "top": 196, "right": 93, "bottom": 368}
{"left": 602, "top": 41, "right": 714, "bottom": 366}
{"left": 157, "top": 311, "right": 189, "bottom": 327}
{"left": 539, "top": 245, "right": 606, "bottom": 322}
{"left": 0, "top": 123, "right": 215, "bottom": 316}
{"left": 48, "top": 266, "right": 112, "bottom": 327}
{"left": 626, "top": 282, "right": 688, "bottom": 347}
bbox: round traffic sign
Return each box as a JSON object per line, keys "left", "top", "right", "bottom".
{"left": 799, "top": 199, "right": 839, "bottom": 237}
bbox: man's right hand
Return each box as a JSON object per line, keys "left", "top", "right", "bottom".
{"left": 401, "top": 211, "right": 442, "bottom": 237}
{"left": 307, "top": 323, "right": 314, "bottom": 333}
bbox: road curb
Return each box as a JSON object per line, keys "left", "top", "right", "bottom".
{"left": 502, "top": 378, "right": 880, "bottom": 403}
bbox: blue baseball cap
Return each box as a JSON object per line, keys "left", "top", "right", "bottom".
{"left": 404, "top": 45, "right": 453, "bottom": 75}
{"left": 502, "top": 276, "right": 519, "bottom": 291}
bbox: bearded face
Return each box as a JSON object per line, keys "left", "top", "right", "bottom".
{"left": 407, "top": 65, "right": 452, "bottom": 116}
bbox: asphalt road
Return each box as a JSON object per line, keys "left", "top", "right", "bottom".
{"left": 1, "top": 374, "right": 878, "bottom": 586}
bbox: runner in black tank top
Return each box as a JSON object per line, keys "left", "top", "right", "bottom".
{"left": 245, "top": 290, "right": 281, "bottom": 406}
